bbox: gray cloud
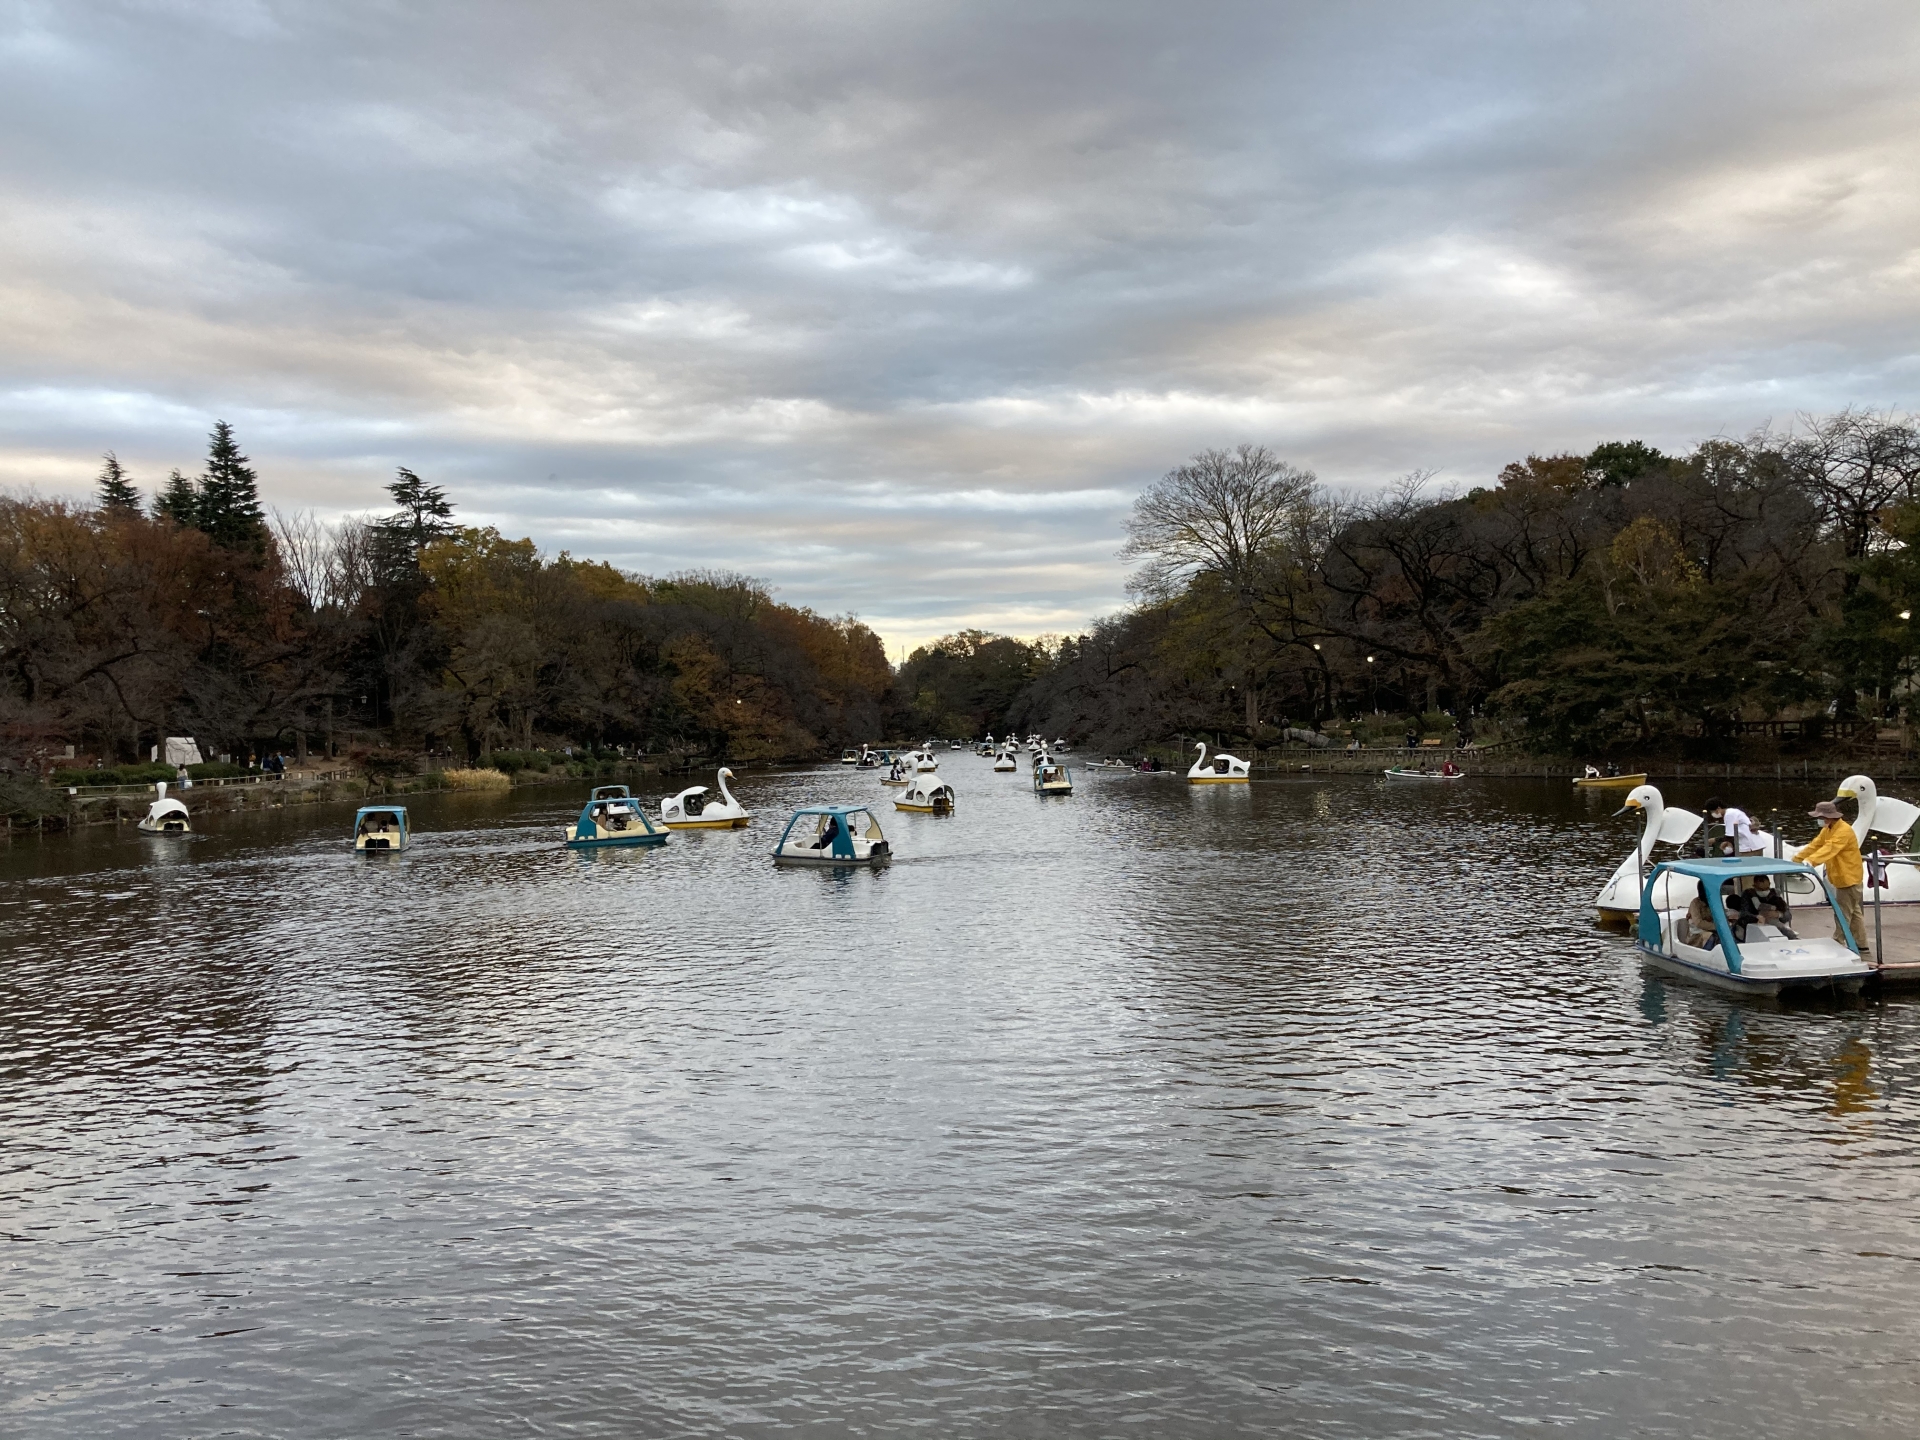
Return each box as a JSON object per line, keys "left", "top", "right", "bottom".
{"left": 4, "top": 0, "right": 1919, "bottom": 647}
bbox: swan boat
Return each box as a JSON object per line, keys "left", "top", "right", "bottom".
{"left": 354, "top": 805, "right": 409, "bottom": 852}
{"left": 772, "top": 804, "right": 891, "bottom": 865}
{"left": 1187, "top": 742, "right": 1250, "bottom": 785}
{"left": 895, "top": 775, "right": 955, "bottom": 813}
{"left": 1595, "top": 785, "right": 1704, "bottom": 919}
{"left": 661, "top": 767, "right": 752, "bottom": 829}
{"left": 565, "top": 795, "right": 669, "bottom": 848}
{"left": 1633, "top": 856, "right": 1873, "bottom": 996}
{"left": 1834, "top": 774, "right": 1920, "bottom": 903}
{"left": 910, "top": 747, "right": 939, "bottom": 773}
{"left": 137, "top": 781, "right": 191, "bottom": 835}
{"left": 992, "top": 747, "right": 1017, "bottom": 772}
{"left": 1033, "top": 758, "right": 1073, "bottom": 796}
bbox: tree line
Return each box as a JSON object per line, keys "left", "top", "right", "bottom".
{"left": 901, "top": 410, "right": 1920, "bottom": 757}
{"left": 0, "top": 424, "right": 891, "bottom": 775}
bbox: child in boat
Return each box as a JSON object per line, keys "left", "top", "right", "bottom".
{"left": 1747, "top": 874, "right": 1797, "bottom": 938}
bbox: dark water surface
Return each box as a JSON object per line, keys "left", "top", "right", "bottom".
{"left": 5, "top": 760, "right": 1920, "bottom": 1438}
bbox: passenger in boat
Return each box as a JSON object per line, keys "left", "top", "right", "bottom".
{"left": 1722, "top": 883, "right": 1760, "bottom": 942}
{"left": 1685, "top": 891, "right": 1721, "bottom": 950}
{"left": 1440, "top": 759, "right": 1460, "bottom": 777}
{"left": 1747, "top": 874, "right": 1797, "bottom": 939}
{"left": 1584, "top": 764, "right": 1601, "bottom": 779}
{"left": 1794, "top": 800, "right": 1871, "bottom": 961}
{"left": 812, "top": 815, "right": 843, "bottom": 850}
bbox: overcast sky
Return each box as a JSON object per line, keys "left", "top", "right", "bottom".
{"left": 4, "top": 1, "right": 1919, "bottom": 652}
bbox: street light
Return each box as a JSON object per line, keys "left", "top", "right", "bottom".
{"left": 1901, "top": 610, "right": 1912, "bottom": 621}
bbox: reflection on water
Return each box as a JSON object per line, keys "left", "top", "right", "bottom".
{"left": 5, "top": 767, "right": 1920, "bottom": 1437}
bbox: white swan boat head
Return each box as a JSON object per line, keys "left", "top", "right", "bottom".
{"left": 1837, "top": 774, "right": 1920, "bottom": 845}
{"left": 1594, "top": 785, "right": 1702, "bottom": 915}
{"left": 660, "top": 767, "right": 752, "bottom": 829}
{"left": 354, "top": 805, "right": 409, "bottom": 852}
{"left": 772, "top": 804, "right": 891, "bottom": 864}
{"left": 895, "top": 775, "right": 955, "bottom": 813}
{"left": 1187, "top": 741, "right": 1250, "bottom": 784}
{"left": 137, "top": 781, "right": 191, "bottom": 835}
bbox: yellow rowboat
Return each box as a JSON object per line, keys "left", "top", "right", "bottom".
{"left": 1573, "top": 772, "right": 1647, "bottom": 789}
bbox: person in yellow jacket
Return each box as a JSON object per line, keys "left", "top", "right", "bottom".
{"left": 1793, "top": 799, "right": 1871, "bottom": 962}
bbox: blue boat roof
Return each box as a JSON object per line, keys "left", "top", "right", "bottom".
{"left": 787, "top": 804, "right": 871, "bottom": 816}
{"left": 356, "top": 804, "right": 407, "bottom": 816}
{"left": 1654, "top": 856, "right": 1815, "bottom": 879}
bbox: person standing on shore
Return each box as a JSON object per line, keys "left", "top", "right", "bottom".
{"left": 1794, "top": 800, "right": 1872, "bottom": 963}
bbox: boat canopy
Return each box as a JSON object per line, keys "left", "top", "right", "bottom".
{"left": 1637, "top": 856, "right": 1854, "bottom": 973}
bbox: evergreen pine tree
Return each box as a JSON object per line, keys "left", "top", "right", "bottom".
{"left": 152, "top": 468, "right": 200, "bottom": 526}
{"left": 370, "top": 466, "right": 457, "bottom": 584}
{"left": 96, "top": 452, "right": 141, "bottom": 513}
{"left": 196, "top": 420, "right": 266, "bottom": 551}
{"left": 386, "top": 467, "right": 456, "bottom": 550}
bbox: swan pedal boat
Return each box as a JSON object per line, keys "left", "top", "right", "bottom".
{"left": 660, "top": 768, "right": 752, "bottom": 829}
{"left": 138, "top": 781, "right": 191, "bottom": 834}
{"left": 773, "top": 804, "right": 891, "bottom": 865}
{"left": 354, "top": 805, "right": 409, "bottom": 852}
{"left": 894, "top": 775, "right": 955, "bottom": 813}
{"left": 1384, "top": 767, "right": 1464, "bottom": 781}
{"left": 1633, "top": 856, "right": 1872, "bottom": 996}
{"left": 566, "top": 795, "right": 669, "bottom": 848}
{"left": 1187, "top": 742, "right": 1250, "bottom": 785}
{"left": 1573, "top": 771, "right": 1646, "bottom": 789}
{"left": 992, "top": 748, "right": 1017, "bottom": 772}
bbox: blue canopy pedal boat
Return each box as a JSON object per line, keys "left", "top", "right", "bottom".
{"left": 1635, "top": 856, "right": 1873, "bottom": 996}
{"left": 565, "top": 793, "right": 669, "bottom": 849}
{"left": 772, "top": 804, "right": 890, "bottom": 865}
{"left": 354, "top": 805, "right": 409, "bottom": 852}
{"left": 1033, "top": 758, "right": 1073, "bottom": 796}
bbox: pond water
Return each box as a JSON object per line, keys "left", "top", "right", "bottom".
{"left": 4, "top": 759, "right": 1919, "bottom": 1438}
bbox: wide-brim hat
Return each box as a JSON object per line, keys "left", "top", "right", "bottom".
{"left": 1808, "top": 800, "right": 1845, "bottom": 820}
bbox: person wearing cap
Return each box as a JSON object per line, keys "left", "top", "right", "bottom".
{"left": 1794, "top": 800, "right": 1871, "bottom": 962}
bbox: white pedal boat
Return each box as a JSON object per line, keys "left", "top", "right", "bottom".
{"left": 894, "top": 775, "right": 954, "bottom": 814}
{"left": 660, "top": 767, "right": 752, "bottom": 829}
{"left": 1187, "top": 742, "right": 1249, "bottom": 785}
{"left": 137, "top": 781, "right": 191, "bottom": 834}
{"left": 1633, "top": 856, "right": 1872, "bottom": 995}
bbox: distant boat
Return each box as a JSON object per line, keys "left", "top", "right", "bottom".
{"left": 1033, "top": 759, "right": 1073, "bottom": 796}
{"left": 137, "top": 781, "right": 191, "bottom": 835}
{"left": 354, "top": 805, "right": 409, "bottom": 852}
{"left": 895, "top": 775, "right": 955, "bottom": 814}
{"left": 661, "top": 767, "right": 752, "bottom": 829}
{"left": 1573, "top": 771, "right": 1646, "bottom": 789}
{"left": 1187, "top": 742, "right": 1250, "bottom": 785}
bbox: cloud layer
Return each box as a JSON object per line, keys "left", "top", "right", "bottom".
{"left": 5, "top": 0, "right": 1919, "bottom": 649}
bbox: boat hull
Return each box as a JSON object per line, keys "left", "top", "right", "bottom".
{"left": 1635, "top": 942, "right": 1867, "bottom": 996}
{"left": 1383, "top": 769, "right": 1464, "bottom": 780}
{"left": 660, "top": 816, "right": 750, "bottom": 829}
{"left": 1574, "top": 773, "right": 1647, "bottom": 789}
{"left": 137, "top": 821, "right": 190, "bottom": 834}
{"left": 1187, "top": 775, "right": 1248, "bottom": 785}
{"left": 566, "top": 832, "right": 668, "bottom": 848}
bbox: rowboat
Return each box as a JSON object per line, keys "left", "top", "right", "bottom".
{"left": 1383, "top": 767, "right": 1464, "bottom": 781}
{"left": 1573, "top": 771, "right": 1646, "bottom": 789}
